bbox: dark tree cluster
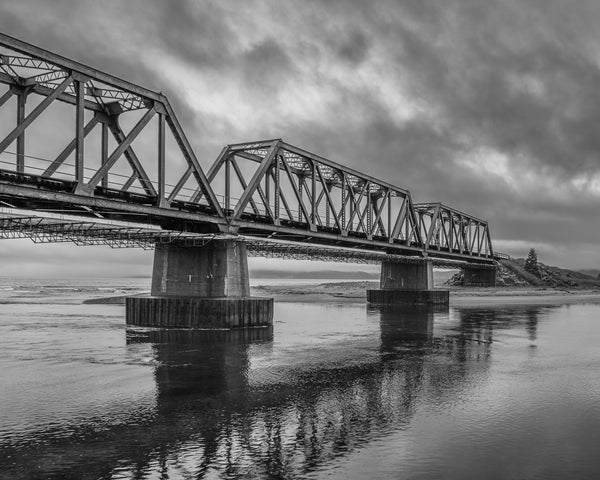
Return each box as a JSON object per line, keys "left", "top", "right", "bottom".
{"left": 524, "top": 248, "right": 541, "bottom": 277}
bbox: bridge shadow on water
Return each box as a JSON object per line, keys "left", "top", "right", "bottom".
{"left": 3, "top": 303, "right": 555, "bottom": 479}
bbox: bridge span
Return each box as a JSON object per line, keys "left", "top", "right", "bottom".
{"left": 0, "top": 32, "right": 498, "bottom": 327}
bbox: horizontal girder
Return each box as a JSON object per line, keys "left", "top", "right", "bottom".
{"left": 0, "top": 208, "right": 494, "bottom": 267}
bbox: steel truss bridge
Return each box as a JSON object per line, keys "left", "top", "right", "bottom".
{"left": 0, "top": 33, "right": 495, "bottom": 267}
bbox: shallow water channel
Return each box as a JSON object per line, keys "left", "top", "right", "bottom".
{"left": 1, "top": 279, "right": 600, "bottom": 479}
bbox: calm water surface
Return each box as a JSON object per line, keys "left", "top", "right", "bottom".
{"left": 1, "top": 278, "right": 600, "bottom": 479}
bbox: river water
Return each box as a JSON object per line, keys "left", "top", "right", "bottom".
{"left": 1, "top": 277, "right": 600, "bottom": 479}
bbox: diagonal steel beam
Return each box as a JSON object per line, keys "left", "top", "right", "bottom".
{"left": 280, "top": 156, "right": 311, "bottom": 223}
{"left": 424, "top": 204, "right": 441, "bottom": 250}
{"left": 346, "top": 181, "right": 368, "bottom": 232}
{"left": 122, "top": 172, "right": 137, "bottom": 191}
{"left": 84, "top": 108, "right": 155, "bottom": 191}
{"left": 232, "top": 140, "right": 281, "bottom": 220}
{"left": 485, "top": 225, "right": 494, "bottom": 256}
{"left": 190, "top": 146, "right": 230, "bottom": 203}
{"left": 371, "top": 193, "right": 388, "bottom": 237}
{"left": 477, "top": 224, "right": 485, "bottom": 255}
{"left": 207, "top": 146, "right": 230, "bottom": 182}
{"left": 300, "top": 174, "right": 323, "bottom": 226}
{"left": 315, "top": 164, "right": 343, "bottom": 232}
{"left": 253, "top": 173, "right": 274, "bottom": 220}
{"left": 231, "top": 157, "right": 260, "bottom": 216}
{"left": 0, "top": 88, "right": 13, "bottom": 108}
{"left": 162, "top": 100, "right": 223, "bottom": 216}
{"left": 369, "top": 193, "right": 385, "bottom": 236}
{"left": 391, "top": 199, "right": 408, "bottom": 240}
{"left": 0, "top": 75, "right": 73, "bottom": 155}
{"left": 107, "top": 117, "right": 157, "bottom": 197}
{"left": 167, "top": 166, "right": 192, "bottom": 203}
{"left": 439, "top": 216, "right": 450, "bottom": 250}
{"left": 43, "top": 116, "right": 100, "bottom": 177}
{"left": 408, "top": 199, "right": 423, "bottom": 246}
{"left": 269, "top": 169, "right": 295, "bottom": 220}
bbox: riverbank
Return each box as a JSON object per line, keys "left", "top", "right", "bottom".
{"left": 83, "top": 281, "right": 600, "bottom": 306}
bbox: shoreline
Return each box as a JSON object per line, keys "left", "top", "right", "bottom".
{"left": 83, "top": 281, "right": 600, "bottom": 306}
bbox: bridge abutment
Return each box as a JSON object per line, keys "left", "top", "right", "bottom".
{"left": 126, "top": 238, "right": 273, "bottom": 329}
{"left": 461, "top": 265, "right": 497, "bottom": 287}
{"left": 367, "top": 260, "right": 449, "bottom": 306}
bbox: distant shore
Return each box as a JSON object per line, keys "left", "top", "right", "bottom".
{"left": 83, "top": 280, "right": 600, "bottom": 306}
{"left": 254, "top": 281, "right": 600, "bottom": 305}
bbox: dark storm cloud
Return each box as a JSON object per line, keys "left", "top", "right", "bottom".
{"left": 332, "top": 29, "right": 372, "bottom": 65}
{"left": 2, "top": 0, "right": 600, "bottom": 267}
{"left": 382, "top": 0, "right": 600, "bottom": 181}
{"left": 152, "top": 0, "right": 234, "bottom": 68}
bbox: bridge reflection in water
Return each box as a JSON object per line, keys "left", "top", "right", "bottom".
{"left": 3, "top": 304, "right": 550, "bottom": 479}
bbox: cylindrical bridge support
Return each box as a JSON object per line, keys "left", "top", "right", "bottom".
{"left": 367, "top": 259, "right": 449, "bottom": 306}
{"left": 151, "top": 239, "right": 251, "bottom": 298}
{"left": 126, "top": 237, "right": 273, "bottom": 329}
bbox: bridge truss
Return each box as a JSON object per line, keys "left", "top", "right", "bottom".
{"left": 0, "top": 32, "right": 495, "bottom": 266}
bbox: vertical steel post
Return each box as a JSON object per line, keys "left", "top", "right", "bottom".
{"left": 459, "top": 214, "right": 464, "bottom": 253}
{"left": 449, "top": 214, "right": 454, "bottom": 252}
{"left": 325, "top": 183, "right": 331, "bottom": 227}
{"left": 16, "top": 90, "right": 26, "bottom": 173}
{"left": 387, "top": 193, "right": 392, "bottom": 242}
{"left": 274, "top": 155, "right": 280, "bottom": 222}
{"left": 225, "top": 154, "right": 231, "bottom": 212}
{"left": 298, "top": 175, "right": 304, "bottom": 222}
{"left": 101, "top": 122, "right": 109, "bottom": 189}
{"left": 74, "top": 80, "right": 85, "bottom": 185}
{"left": 348, "top": 185, "right": 354, "bottom": 231}
{"left": 367, "top": 190, "right": 372, "bottom": 235}
{"left": 265, "top": 168, "right": 270, "bottom": 217}
{"left": 311, "top": 161, "right": 316, "bottom": 226}
{"left": 340, "top": 173, "right": 346, "bottom": 230}
{"left": 157, "top": 113, "right": 166, "bottom": 206}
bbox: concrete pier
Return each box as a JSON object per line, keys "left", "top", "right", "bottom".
{"left": 462, "top": 266, "right": 497, "bottom": 287}
{"left": 126, "top": 238, "right": 273, "bottom": 329}
{"left": 367, "top": 260, "right": 449, "bottom": 306}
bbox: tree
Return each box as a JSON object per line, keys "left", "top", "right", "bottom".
{"left": 524, "top": 248, "right": 540, "bottom": 277}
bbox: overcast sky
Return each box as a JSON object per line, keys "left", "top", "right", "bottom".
{"left": 1, "top": 0, "right": 600, "bottom": 276}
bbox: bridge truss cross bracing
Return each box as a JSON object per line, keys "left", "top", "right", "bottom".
{"left": 0, "top": 32, "right": 495, "bottom": 267}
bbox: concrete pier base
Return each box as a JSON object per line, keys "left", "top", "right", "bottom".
{"left": 126, "top": 296, "right": 273, "bottom": 329}
{"left": 462, "top": 266, "right": 497, "bottom": 287}
{"left": 367, "top": 289, "right": 449, "bottom": 305}
{"left": 126, "top": 238, "right": 273, "bottom": 329}
{"left": 367, "top": 259, "right": 449, "bottom": 306}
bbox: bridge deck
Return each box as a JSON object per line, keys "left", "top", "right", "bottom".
{"left": 0, "top": 208, "right": 495, "bottom": 268}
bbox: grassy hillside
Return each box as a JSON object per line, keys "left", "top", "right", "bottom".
{"left": 499, "top": 258, "right": 600, "bottom": 289}
{"left": 448, "top": 258, "right": 600, "bottom": 289}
